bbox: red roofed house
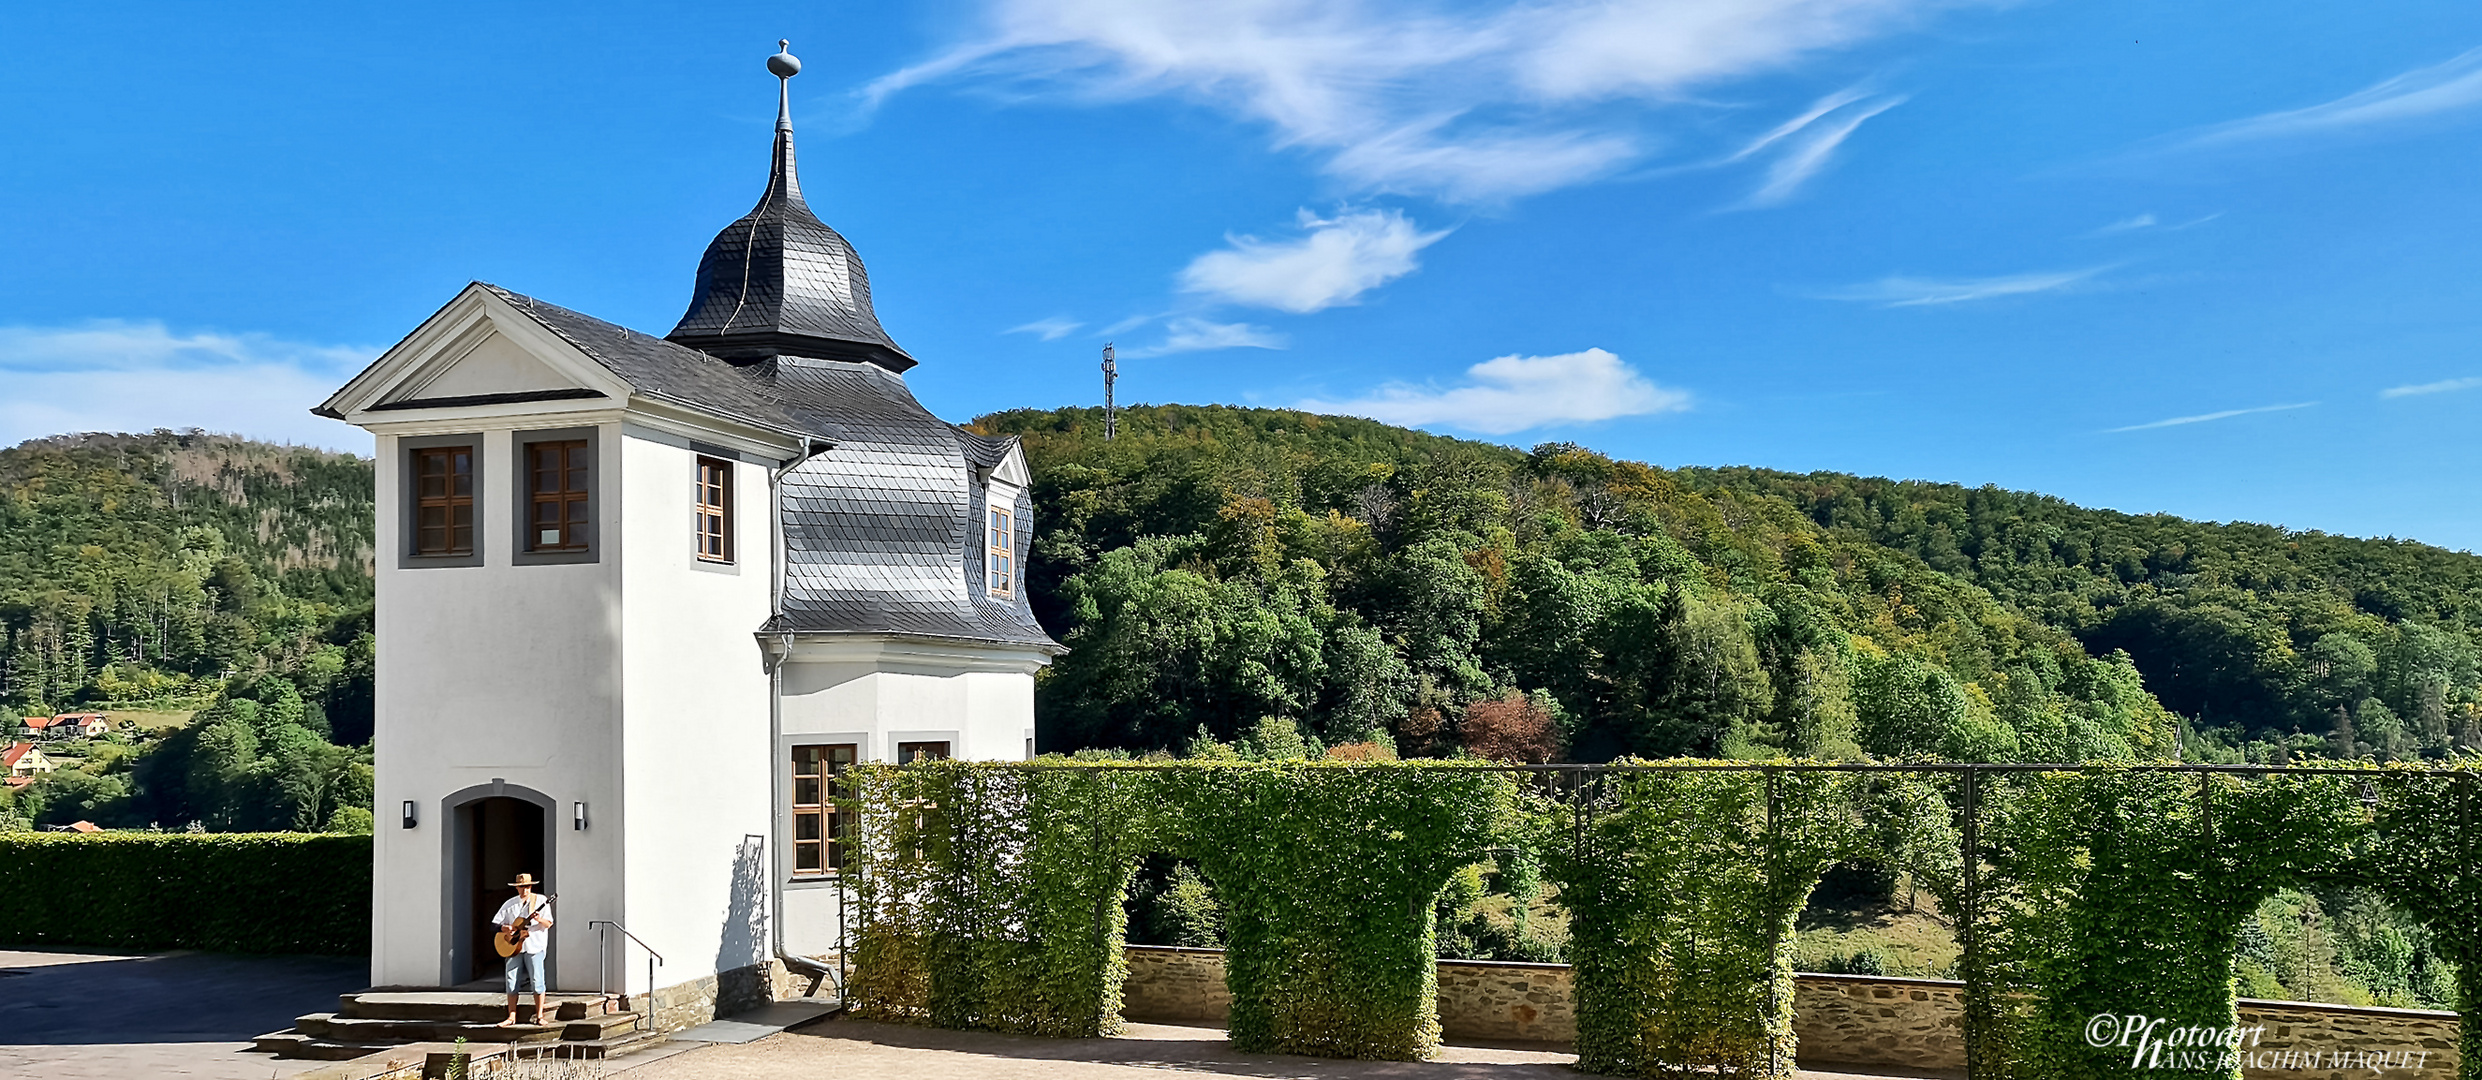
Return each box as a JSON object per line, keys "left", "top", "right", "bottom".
{"left": 54, "top": 713, "right": 110, "bottom": 738}
{"left": 20, "top": 713, "right": 108, "bottom": 741}
{"left": 4, "top": 741, "right": 57, "bottom": 778}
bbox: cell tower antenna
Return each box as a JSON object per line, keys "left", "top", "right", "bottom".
{"left": 1101, "top": 342, "right": 1118, "bottom": 441}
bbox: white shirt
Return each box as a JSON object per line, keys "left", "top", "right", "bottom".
{"left": 492, "top": 893, "right": 552, "bottom": 955}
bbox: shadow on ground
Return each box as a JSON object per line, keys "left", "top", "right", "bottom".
{"left": 0, "top": 948, "right": 366, "bottom": 1045}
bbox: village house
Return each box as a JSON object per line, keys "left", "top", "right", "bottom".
{"left": 311, "top": 43, "right": 1061, "bottom": 1021}
{"left": 4, "top": 741, "right": 58, "bottom": 779}
{"left": 20, "top": 713, "right": 110, "bottom": 741}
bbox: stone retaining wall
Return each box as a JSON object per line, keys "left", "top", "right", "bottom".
{"left": 1118, "top": 945, "right": 2459, "bottom": 1077}
{"left": 1121, "top": 945, "right": 1231, "bottom": 1024}
{"left": 2236, "top": 1000, "right": 2462, "bottom": 1080}
{"left": 648, "top": 955, "right": 834, "bottom": 1032}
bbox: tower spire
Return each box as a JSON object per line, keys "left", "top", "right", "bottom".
{"left": 767, "top": 40, "right": 802, "bottom": 206}
{"left": 667, "top": 40, "right": 917, "bottom": 372}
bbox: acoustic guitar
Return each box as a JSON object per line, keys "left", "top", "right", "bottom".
{"left": 493, "top": 894, "right": 547, "bottom": 958}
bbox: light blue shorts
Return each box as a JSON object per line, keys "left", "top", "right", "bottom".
{"left": 504, "top": 950, "right": 547, "bottom": 993}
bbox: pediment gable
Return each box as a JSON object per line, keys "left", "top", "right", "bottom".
{"left": 991, "top": 444, "right": 1031, "bottom": 488}
{"left": 317, "top": 283, "right": 629, "bottom": 424}
{"left": 392, "top": 327, "right": 581, "bottom": 403}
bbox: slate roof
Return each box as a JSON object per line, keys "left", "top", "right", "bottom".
{"left": 483, "top": 285, "right": 808, "bottom": 435}
{"left": 764, "top": 359, "right": 1058, "bottom": 651}
{"left": 484, "top": 285, "right": 1058, "bottom": 654}
{"left": 664, "top": 87, "right": 915, "bottom": 373}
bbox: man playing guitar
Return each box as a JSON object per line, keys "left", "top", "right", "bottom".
{"left": 493, "top": 873, "right": 554, "bottom": 1026}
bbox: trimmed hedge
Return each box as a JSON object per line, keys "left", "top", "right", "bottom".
{"left": 0, "top": 833, "right": 371, "bottom": 955}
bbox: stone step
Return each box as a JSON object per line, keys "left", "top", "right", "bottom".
{"left": 301, "top": 1013, "right": 562, "bottom": 1044}
{"left": 250, "top": 1029, "right": 400, "bottom": 1061}
{"left": 561, "top": 1011, "right": 641, "bottom": 1041}
{"left": 529, "top": 1027, "right": 669, "bottom": 1061}
{"left": 339, "top": 990, "right": 609, "bottom": 1023}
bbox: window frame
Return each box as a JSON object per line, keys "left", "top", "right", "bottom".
{"left": 985, "top": 503, "right": 1014, "bottom": 598}
{"left": 695, "top": 456, "right": 734, "bottom": 564}
{"left": 525, "top": 439, "right": 591, "bottom": 551}
{"left": 509, "top": 427, "right": 598, "bottom": 566}
{"left": 896, "top": 740, "right": 951, "bottom": 764}
{"left": 789, "top": 743, "right": 858, "bottom": 877}
{"left": 398, "top": 434, "right": 483, "bottom": 569}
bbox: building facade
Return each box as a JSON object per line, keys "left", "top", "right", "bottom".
{"left": 315, "top": 44, "right": 1061, "bottom": 1012}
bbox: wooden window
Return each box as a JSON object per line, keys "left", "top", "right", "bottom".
{"left": 526, "top": 440, "right": 590, "bottom": 551}
{"left": 897, "top": 741, "right": 950, "bottom": 764}
{"left": 986, "top": 505, "right": 1013, "bottom": 597}
{"left": 412, "top": 446, "right": 475, "bottom": 556}
{"left": 791, "top": 743, "right": 857, "bottom": 876}
{"left": 695, "top": 457, "right": 733, "bottom": 562}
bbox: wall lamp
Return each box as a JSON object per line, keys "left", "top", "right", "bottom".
{"left": 401, "top": 801, "right": 418, "bottom": 829}
{"left": 573, "top": 802, "right": 589, "bottom": 831}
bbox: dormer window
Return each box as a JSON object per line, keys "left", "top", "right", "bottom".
{"left": 986, "top": 505, "right": 1013, "bottom": 598}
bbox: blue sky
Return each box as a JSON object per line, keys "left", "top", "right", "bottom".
{"left": 4, "top": 2, "right": 2480, "bottom": 550}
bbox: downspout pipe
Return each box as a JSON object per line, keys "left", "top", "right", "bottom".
{"left": 765, "top": 437, "right": 841, "bottom": 999}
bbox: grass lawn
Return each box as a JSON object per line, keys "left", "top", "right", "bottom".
{"left": 1794, "top": 879, "right": 1961, "bottom": 978}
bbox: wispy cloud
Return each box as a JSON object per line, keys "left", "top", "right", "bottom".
{"left": 2084, "top": 212, "right": 2223, "bottom": 237}
{"left": 860, "top": 0, "right": 1977, "bottom": 203}
{"left": 0, "top": 321, "right": 371, "bottom": 451}
{"left": 1296, "top": 347, "right": 1688, "bottom": 435}
{"left": 1728, "top": 90, "right": 1906, "bottom": 208}
{"left": 2103, "top": 401, "right": 2318, "bottom": 433}
{"left": 2160, "top": 45, "right": 2482, "bottom": 153}
{"left": 2381, "top": 376, "right": 2482, "bottom": 399}
{"left": 1006, "top": 315, "right": 1086, "bottom": 341}
{"left": 1179, "top": 208, "right": 1451, "bottom": 313}
{"left": 1119, "top": 317, "right": 1287, "bottom": 359}
{"left": 1812, "top": 265, "right": 2112, "bottom": 307}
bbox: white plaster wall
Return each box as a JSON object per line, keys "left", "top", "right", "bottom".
{"left": 774, "top": 653, "right": 1037, "bottom": 956}
{"left": 371, "top": 422, "right": 626, "bottom": 990}
{"left": 617, "top": 431, "right": 776, "bottom": 996}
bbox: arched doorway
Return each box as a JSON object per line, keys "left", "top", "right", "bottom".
{"left": 444, "top": 785, "right": 554, "bottom": 985}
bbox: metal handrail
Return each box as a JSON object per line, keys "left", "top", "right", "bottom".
{"left": 590, "top": 920, "right": 664, "bottom": 1013}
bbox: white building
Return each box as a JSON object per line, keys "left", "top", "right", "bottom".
{"left": 314, "top": 44, "right": 1061, "bottom": 1018}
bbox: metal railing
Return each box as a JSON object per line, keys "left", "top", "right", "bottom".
{"left": 588, "top": 920, "right": 664, "bottom": 1013}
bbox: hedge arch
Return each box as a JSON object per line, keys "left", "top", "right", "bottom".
{"left": 1543, "top": 763, "right": 1869, "bottom": 1079}
{"left": 1979, "top": 768, "right": 2364, "bottom": 1080}
{"left": 2364, "top": 763, "right": 2482, "bottom": 1080}
{"left": 844, "top": 761, "right": 1158, "bottom": 1036}
{"left": 1163, "top": 760, "right": 1513, "bottom": 1060}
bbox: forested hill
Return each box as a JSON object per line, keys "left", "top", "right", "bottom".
{"left": 0, "top": 430, "right": 374, "bottom": 733}
{"left": 10, "top": 414, "right": 2479, "bottom": 772}
{"left": 1678, "top": 467, "right": 2482, "bottom": 754}
{"left": 978, "top": 404, "right": 2482, "bottom": 764}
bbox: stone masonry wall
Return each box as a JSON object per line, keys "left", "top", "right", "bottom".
{"left": 1122, "top": 945, "right": 1232, "bottom": 1024}
{"left": 1434, "top": 959, "right": 1577, "bottom": 1043}
{"left": 1118, "top": 945, "right": 2459, "bottom": 1077}
{"left": 2235, "top": 1000, "right": 2462, "bottom": 1080}
{"left": 1791, "top": 975, "right": 1966, "bottom": 1071}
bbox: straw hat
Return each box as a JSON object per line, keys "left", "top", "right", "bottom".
{"left": 509, "top": 873, "right": 541, "bottom": 889}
